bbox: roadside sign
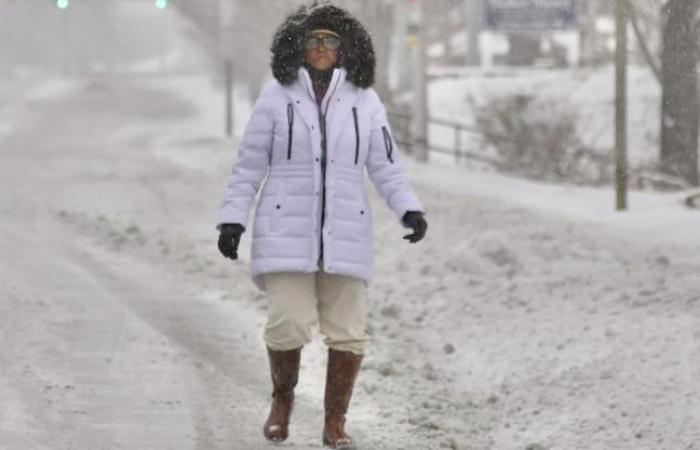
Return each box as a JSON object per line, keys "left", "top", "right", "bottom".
{"left": 483, "top": 0, "right": 577, "bottom": 31}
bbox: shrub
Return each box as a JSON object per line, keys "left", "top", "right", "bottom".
{"left": 474, "top": 94, "right": 611, "bottom": 184}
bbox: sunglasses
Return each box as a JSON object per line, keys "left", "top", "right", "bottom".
{"left": 304, "top": 35, "right": 341, "bottom": 51}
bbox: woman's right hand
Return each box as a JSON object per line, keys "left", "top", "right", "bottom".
{"left": 218, "top": 223, "right": 246, "bottom": 260}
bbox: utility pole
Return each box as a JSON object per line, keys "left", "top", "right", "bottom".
{"left": 56, "top": 0, "right": 69, "bottom": 76}
{"left": 615, "top": 0, "right": 628, "bottom": 210}
{"left": 579, "top": 0, "right": 598, "bottom": 66}
{"left": 225, "top": 60, "right": 233, "bottom": 138}
{"left": 157, "top": 0, "right": 170, "bottom": 75}
{"left": 393, "top": 0, "right": 411, "bottom": 92}
{"left": 408, "top": 0, "right": 428, "bottom": 162}
{"left": 219, "top": 0, "right": 235, "bottom": 138}
{"left": 464, "top": 0, "right": 481, "bottom": 66}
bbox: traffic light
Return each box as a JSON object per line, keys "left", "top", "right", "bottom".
{"left": 56, "top": 0, "right": 69, "bottom": 9}
{"left": 155, "top": 0, "right": 167, "bottom": 9}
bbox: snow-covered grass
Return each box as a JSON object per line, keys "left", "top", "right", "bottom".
{"left": 405, "top": 156, "right": 700, "bottom": 243}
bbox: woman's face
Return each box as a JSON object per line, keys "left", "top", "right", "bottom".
{"left": 304, "top": 31, "right": 339, "bottom": 71}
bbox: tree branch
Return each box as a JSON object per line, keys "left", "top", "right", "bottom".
{"left": 628, "top": 1, "right": 663, "bottom": 84}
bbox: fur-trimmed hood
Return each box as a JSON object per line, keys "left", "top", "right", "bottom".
{"left": 270, "top": 1, "right": 376, "bottom": 88}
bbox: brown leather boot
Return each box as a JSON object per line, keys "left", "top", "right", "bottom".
{"left": 263, "top": 346, "right": 302, "bottom": 442}
{"left": 322, "top": 348, "right": 364, "bottom": 449}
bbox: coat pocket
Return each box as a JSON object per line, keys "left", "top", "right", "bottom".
{"left": 286, "top": 103, "right": 294, "bottom": 160}
{"left": 360, "top": 206, "right": 372, "bottom": 241}
{"left": 269, "top": 180, "right": 286, "bottom": 234}
{"left": 349, "top": 199, "right": 372, "bottom": 242}
{"left": 352, "top": 106, "right": 360, "bottom": 165}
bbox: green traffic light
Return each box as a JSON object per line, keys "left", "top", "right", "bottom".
{"left": 155, "top": 0, "right": 167, "bottom": 9}
{"left": 57, "top": 0, "right": 69, "bottom": 9}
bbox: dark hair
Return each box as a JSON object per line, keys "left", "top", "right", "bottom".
{"left": 270, "top": 1, "right": 376, "bottom": 87}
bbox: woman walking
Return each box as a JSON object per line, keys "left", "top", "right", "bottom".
{"left": 215, "top": 2, "right": 427, "bottom": 448}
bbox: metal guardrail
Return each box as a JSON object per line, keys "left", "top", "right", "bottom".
{"left": 386, "top": 107, "right": 502, "bottom": 165}
{"left": 386, "top": 107, "right": 614, "bottom": 172}
{"left": 386, "top": 106, "right": 663, "bottom": 189}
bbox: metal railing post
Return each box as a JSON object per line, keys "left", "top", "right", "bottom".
{"left": 454, "top": 126, "right": 462, "bottom": 163}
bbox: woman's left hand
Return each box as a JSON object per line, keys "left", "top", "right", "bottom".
{"left": 401, "top": 211, "right": 427, "bottom": 243}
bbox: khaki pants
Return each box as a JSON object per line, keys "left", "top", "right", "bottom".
{"left": 262, "top": 268, "right": 369, "bottom": 355}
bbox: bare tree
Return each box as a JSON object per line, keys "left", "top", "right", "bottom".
{"left": 628, "top": 1, "right": 664, "bottom": 82}
{"left": 660, "top": 0, "right": 700, "bottom": 186}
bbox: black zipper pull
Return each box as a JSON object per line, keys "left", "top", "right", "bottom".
{"left": 381, "top": 126, "right": 394, "bottom": 164}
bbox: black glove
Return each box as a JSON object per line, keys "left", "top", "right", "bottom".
{"left": 401, "top": 211, "right": 427, "bottom": 244}
{"left": 218, "top": 223, "right": 246, "bottom": 260}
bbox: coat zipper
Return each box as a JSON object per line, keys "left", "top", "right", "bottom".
{"left": 318, "top": 105, "right": 327, "bottom": 263}
{"left": 352, "top": 106, "right": 359, "bottom": 165}
{"left": 316, "top": 77, "right": 341, "bottom": 265}
{"left": 287, "top": 103, "right": 294, "bottom": 160}
{"left": 381, "top": 126, "right": 394, "bottom": 163}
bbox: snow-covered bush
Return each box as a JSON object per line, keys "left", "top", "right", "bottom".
{"left": 474, "top": 94, "right": 611, "bottom": 184}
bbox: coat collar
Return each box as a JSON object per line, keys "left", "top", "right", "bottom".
{"left": 281, "top": 66, "right": 360, "bottom": 159}
{"left": 298, "top": 65, "right": 348, "bottom": 110}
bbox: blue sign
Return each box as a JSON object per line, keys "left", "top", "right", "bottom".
{"left": 484, "top": 0, "right": 577, "bottom": 31}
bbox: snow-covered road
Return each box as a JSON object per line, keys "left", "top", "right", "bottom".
{"left": 1, "top": 76, "right": 698, "bottom": 450}
{"left": 0, "top": 78, "right": 282, "bottom": 450}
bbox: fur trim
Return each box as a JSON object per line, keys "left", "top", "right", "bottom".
{"left": 270, "top": 1, "right": 376, "bottom": 88}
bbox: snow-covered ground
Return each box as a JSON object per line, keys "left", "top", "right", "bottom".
{"left": 1, "top": 71, "right": 699, "bottom": 450}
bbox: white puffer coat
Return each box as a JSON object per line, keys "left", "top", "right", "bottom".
{"left": 216, "top": 66, "right": 425, "bottom": 291}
